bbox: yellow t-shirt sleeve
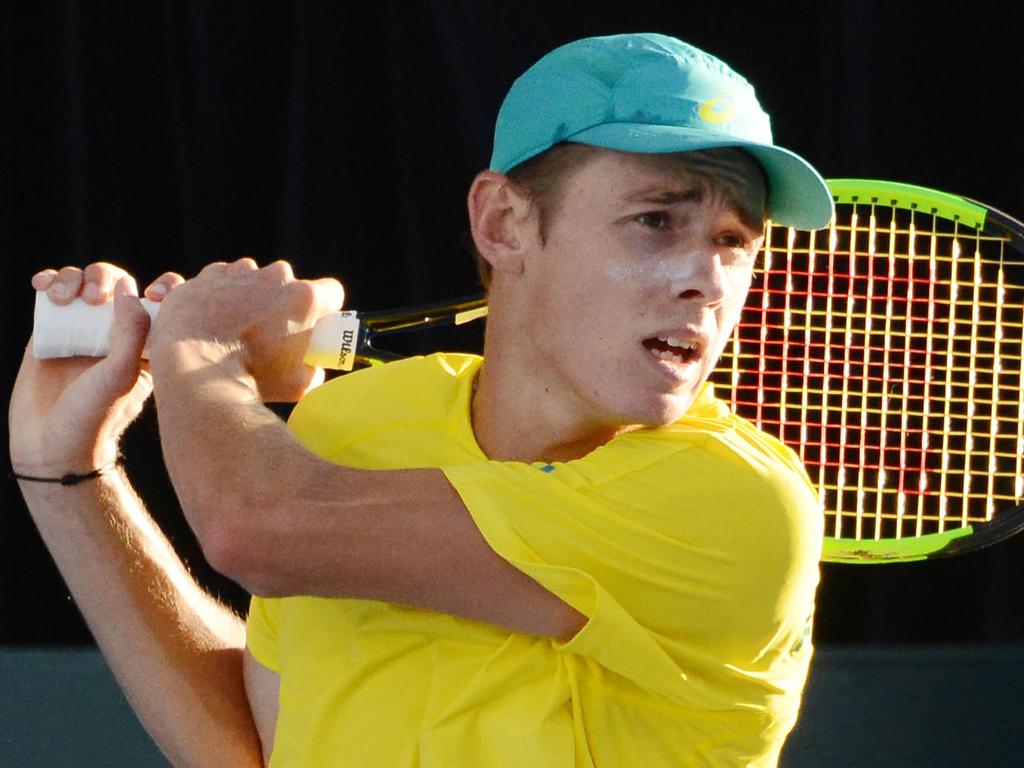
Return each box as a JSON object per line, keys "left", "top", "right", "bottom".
{"left": 246, "top": 596, "right": 283, "bottom": 672}
{"left": 442, "top": 462, "right": 687, "bottom": 700}
{"left": 442, "top": 446, "right": 821, "bottom": 708}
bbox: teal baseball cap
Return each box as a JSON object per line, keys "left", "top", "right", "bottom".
{"left": 490, "top": 33, "right": 833, "bottom": 230}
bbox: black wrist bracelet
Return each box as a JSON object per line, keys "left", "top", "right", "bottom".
{"left": 9, "top": 459, "right": 121, "bottom": 486}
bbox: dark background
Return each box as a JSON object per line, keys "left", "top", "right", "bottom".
{"left": 2, "top": 0, "right": 1022, "bottom": 646}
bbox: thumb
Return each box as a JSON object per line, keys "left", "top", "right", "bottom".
{"left": 105, "top": 277, "right": 151, "bottom": 388}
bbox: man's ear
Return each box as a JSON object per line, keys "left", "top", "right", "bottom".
{"left": 466, "top": 171, "right": 535, "bottom": 276}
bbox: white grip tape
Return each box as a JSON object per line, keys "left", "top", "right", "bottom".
{"left": 31, "top": 292, "right": 362, "bottom": 371}
{"left": 32, "top": 292, "right": 161, "bottom": 359}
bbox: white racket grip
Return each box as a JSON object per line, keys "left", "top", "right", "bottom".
{"left": 305, "top": 311, "right": 361, "bottom": 371}
{"left": 32, "top": 291, "right": 161, "bottom": 359}
{"left": 32, "top": 292, "right": 363, "bottom": 371}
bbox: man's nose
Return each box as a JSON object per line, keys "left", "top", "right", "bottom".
{"left": 670, "top": 247, "right": 728, "bottom": 307}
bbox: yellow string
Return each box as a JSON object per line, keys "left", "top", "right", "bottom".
{"left": 715, "top": 202, "right": 1024, "bottom": 541}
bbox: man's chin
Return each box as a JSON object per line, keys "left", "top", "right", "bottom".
{"left": 629, "top": 390, "right": 698, "bottom": 428}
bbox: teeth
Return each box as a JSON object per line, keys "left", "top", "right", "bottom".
{"left": 657, "top": 335, "right": 696, "bottom": 350}
{"left": 651, "top": 347, "right": 689, "bottom": 364}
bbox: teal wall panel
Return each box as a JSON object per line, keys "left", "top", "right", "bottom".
{"left": 3, "top": 646, "right": 1023, "bottom": 767}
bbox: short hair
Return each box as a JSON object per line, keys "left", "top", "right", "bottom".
{"left": 471, "top": 143, "right": 602, "bottom": 290}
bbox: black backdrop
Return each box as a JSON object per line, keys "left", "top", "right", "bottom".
{"left": 2, "top": 0, "right": 1023, "bottom": 646}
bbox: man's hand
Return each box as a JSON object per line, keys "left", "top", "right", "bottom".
{"left": 147, "top": 258, "right": 345, "bottom": 403}
{"left": 9, "top": 263, "right": 267, "bottom": 768}
{"left": 9, "top": 263, "right": 181, "bottom": 475}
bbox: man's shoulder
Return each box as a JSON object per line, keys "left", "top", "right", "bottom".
{"left": 578, "top": 394, "right": 820, "bottom": 526}
{"left": 287, "top": 352, "right": 481, "bottom": 455}
{"left": 300, "top": 352, "right": 480, "bottom": 406}
{"left": 669, "top": 383, "right": 809, "bottom": 478}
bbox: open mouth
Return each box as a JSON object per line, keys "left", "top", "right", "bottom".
{"left": 642, "top": 335, "right": 700, "bottom": 365}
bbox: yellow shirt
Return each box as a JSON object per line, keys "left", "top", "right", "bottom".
{"left": 247, "top": 353, "right": 822, "bottom": 767}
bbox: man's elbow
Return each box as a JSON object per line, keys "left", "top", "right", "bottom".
{"left": 191, "top": 497, "right": 282, "bottom": 596}
{"left": 199, "top": 519, "right": 253, "bottom": 585}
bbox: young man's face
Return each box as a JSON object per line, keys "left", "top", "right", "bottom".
{"left": 515, "top": 147, "right": 766, "bottom": 430}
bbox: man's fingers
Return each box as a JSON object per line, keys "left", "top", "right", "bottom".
{"left": 144, "top": 272, "right": 186, "bottom": 302}
{"left": 82, "top": 262, "right": 132, "bottom": 305}
{"left": 32, "top": 263, "right": 133, "bottom": 305}
{"left": 31, "top": 270, "right": 58, "bottom": 291}
{"left": 308, "top": 278, "right": 346, "bottom": 314}
{"left": 301, "top": 366, "right": 326, "bottom": 397}
{"left": 229, "top": 257, "right": 260, "bottom": 274}
{"left": 47, "top": 267, "right": 85, "bottom": 305}
{"left": 264, "top": 260, "right": 295, "bottom": 284}
{"left": 197, "top": 261, "right": 230, "bottom": 278}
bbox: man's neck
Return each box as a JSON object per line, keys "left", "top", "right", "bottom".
{"left": 469, "top": 345, "right": 637, "bottom": 464}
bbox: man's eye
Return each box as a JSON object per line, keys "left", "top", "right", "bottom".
{"left": 718, "top": 232, "right": 759, "bottom": 251}
{"left": 635, "top": 211, "right": 670, "bottom": 229}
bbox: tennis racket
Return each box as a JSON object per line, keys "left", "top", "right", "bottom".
{"left": 712, "top": 179, "right": 1024, "bottom": 563}
{"left": 30, "top": 179, "right": 1024, "bottom": 563}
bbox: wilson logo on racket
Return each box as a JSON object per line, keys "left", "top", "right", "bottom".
{"left": 338, "top": 320, "right": 358, "bottom": 370}
{"left": 306, "top": 311, "right": 363, "bottom": 372}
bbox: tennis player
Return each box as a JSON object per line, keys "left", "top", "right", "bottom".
{"left": 10, "top": 33, "right": 832, "bottom": 766}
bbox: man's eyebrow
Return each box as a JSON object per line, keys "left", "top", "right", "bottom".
{"left": 739, "top": 210, "right": 767, "bottom": 235}
{"left": 621, "top": 187, "right": 703, "bottom": 205}
{"left": 621, "top": 186, "right": 766, "bottom": 234}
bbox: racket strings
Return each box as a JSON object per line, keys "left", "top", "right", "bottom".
{"left": 714, "top": 201, "right": 1024, "bottom": 542}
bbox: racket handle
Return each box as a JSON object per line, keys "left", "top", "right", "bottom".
{"left": 32, "top": 292, "right": 162, "bottom": 359}
{"left": 31, "top": 292, "right": 362, "bottom": 371}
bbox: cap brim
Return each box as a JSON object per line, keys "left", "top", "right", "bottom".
{"left": 568, "top": 123, "right": 833, "bottom": 230}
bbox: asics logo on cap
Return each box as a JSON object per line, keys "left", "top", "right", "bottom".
{"left": 699, "top": 96, "right": 740, "bottom": 125}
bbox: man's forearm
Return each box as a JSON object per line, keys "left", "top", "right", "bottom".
{"left": 150, "top": 339, "right": 586, "bottom": 639}
{"left": 17, "top": 468, "right": 263, "bottom": 768}
{"left": 149, "top": 338, "right": 345, "bottom": 586}
{"left": 150, "top": 338, "right": 437, "bottom": 595}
